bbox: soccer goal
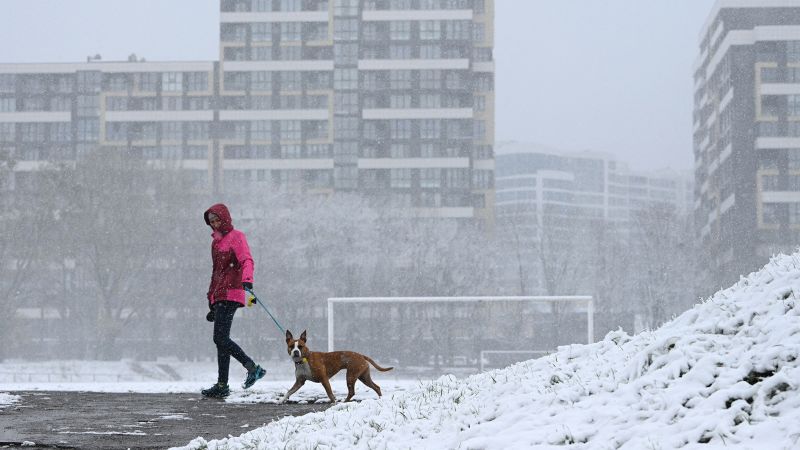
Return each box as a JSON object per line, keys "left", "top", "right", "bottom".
{"left": 326, "top": 296, "right": 594, "bottom": 363}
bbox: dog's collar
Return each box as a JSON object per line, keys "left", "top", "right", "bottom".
{"left": 294, "top": 357, "right": 308, "bottom": 366}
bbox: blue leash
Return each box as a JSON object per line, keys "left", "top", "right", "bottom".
{"left": 248, "top": 290, "right": 286, "bottom": 335}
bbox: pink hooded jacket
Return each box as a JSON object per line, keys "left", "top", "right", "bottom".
{"left": 204, "top": 203, "right": 254, "bottom": 306}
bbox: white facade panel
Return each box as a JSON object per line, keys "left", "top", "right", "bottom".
{"left": 760, "top": 83, "right": 800, "bottom": 95}
{"left": 362, "top": 108, "right": 473, "bottom": 119}
{"left": 223, "top": 61, "right": 334, "bottom": 71}
{"left": 414, "top": 207, "right": 475, "bottom": 218}
{"left": 0, "top": 61, "right": 214, "bottom": 74}
{"left": 473, "top": 159, "right": 495, "bottom": 170}
{"left": 358, "top": 59, "right": 469, "bottom": 70}
{"left": 756, "top": 137, "right": 800, "bottom": 149}
{"left": 0, "top": 112, "right": 71, "bottom": 123}
{"left": 219, "top": 109, "right": 328, "bottom": 121}
{"left": 472, "top": 62, "right": 495, "bottom": 73}
{"left": 221, "top": 11, "right": 329, "bottom": 22}
{"left": 362, "top": 10, "right": 472, "bottom": 21}
{"left": 761, "top": 191, "right": 800, "bottom": 203}
{"left": 358, "top": 158, "right": 469, "bottom": 169}
{"left": 105, "top": 111, "right": 214, "bottom": 122}
{"left": 224, "top": 159, "right": 334, "bottom": 170}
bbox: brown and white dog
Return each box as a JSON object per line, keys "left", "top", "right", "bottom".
{"left": 281, "top": 329, "right": 393, "bottom": 403}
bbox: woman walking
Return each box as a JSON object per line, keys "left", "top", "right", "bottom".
{"left": 201, "top": 203, "right": 265, "bottom": 398}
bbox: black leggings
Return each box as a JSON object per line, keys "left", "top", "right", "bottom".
{"left": 213, "top": 301, "right": 254, "bottom": 384}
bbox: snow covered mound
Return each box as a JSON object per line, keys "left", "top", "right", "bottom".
{"left": 176, "top": 253, "right": 800, "bottom": 450}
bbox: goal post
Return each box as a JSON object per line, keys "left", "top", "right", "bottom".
{"left": 326, "top": 296, "right": 594, "bottom": 353}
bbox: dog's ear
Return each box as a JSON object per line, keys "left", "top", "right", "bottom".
{"left": 285, "top": 329, "right": 293, "bottom": 343}
{"left": 300, "top": 330, "right": 307, "bottom": 342}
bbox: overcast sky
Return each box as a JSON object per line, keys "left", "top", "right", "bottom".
{"left": 0, "top": 0, "right": 715, "bottom": 171}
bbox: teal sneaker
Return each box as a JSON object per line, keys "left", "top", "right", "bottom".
{"left": 243, "top": 365, "right": 265, "bottom": 389}
{"left": 201, "top": 382, "right": 230, "bottom": 398}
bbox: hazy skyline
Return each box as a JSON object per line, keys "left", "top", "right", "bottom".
{"left": 0, "top": 0, "right": 716, "bottom": 171}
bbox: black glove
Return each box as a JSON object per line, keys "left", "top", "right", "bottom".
{"left": 206, "top": 301, "right": 215, "bottom": 322}
{"left": 242, "top": 282, "right": 253, "bottom": 291}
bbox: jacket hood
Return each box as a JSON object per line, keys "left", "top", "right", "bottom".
{"left": 204, "top": 203, "right": 234, "bottom": 234}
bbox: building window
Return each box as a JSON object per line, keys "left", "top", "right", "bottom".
{"left": 790, "top": 203, "right": 800, "bottom": 224}
{"left": 252, "top": 0, "right": 273, "bottom": 11}
{"left": 390, "top": 21, "right": 411, "bottom": 40}
{"left": 473, "top": 120, "right": 486, "bottom": 140}
{"left": 334, "top": 69, "right": 358, "bottom": 90}
{"left": 420, "top": 70, "right": 441, "bottom": 89}
{"left": 187, "top": 72, "right": 209, "bottom": 91}
{"left": 162, "top": 96, "right": 182, "bottom": 111}
{"left": 221, "top": 23, "right": 247, "bottom": 41}
{"left": 420, "top": 168, "right": 441, "bottom": 188}
{"left": 390, "top": 143, "right": 410, "bottom": 157}
{"left": 224, "top": 72, "right": 248, "bottom": 91}
{"left": 162, "top": 72, "right": 183, "bottom": 92}
{"left": 279, "top": 0, "right": 301, "bottom": 11}
{"left": 0, "top": 123, "right": 14, "bottom": 141}
{"left": 107, "top": 74, "right": 129, "bottom": 91}
{"left": 281, "top": 144, "right": 302, "bottom": 158}
{"left": 390, "top": 45, "right": 412, "bottom": 59}
{"left": 761, "top": 174, "right": 780, "bottom": 191}
{"left": 334, "top": 165, "right": 358, "bottom": 188}
{"left": 443, "top": 168, "right": 469, "bottom": 188}
{"left": 77, "top": 71, "right": 101, "bottom": 92}
{"left": 335, "top": 92, "right": 359, "bottom": 114}
{"left": 137, "top": 73, "right": 159, "bottom": 91}
{"left": 334, "top": 0, "right": 358, "bottom": 15}
{"left": 77, "top": 119, "right": 98, "bottom": 141}
{"left": 472, "top": 23, "right": 485, "bottom": 42}
{"left": 390, "top": 71, "right": 412, "bottom": 89}
{"left": 421, "top": 143, "right": 440, "bottom": 157}
{"left": 251, "top": 23, "right": 273, "bottom": 42}
{"left": 762, "top": 203, "right": 781, "bottom": 225}
{"left": 280, "top": 120, "right": 301, "bottom": 140}
{"left": 307, "top": 144, "right": 331, "bottom": 157}
{"left": 390, "top": 94, "right": 411, "bottom": 108}
{"left": 187, "top": 122, "right": 209, "bottom": 140}
{"left": 444, "top": 20, "right": 470, "bottom": 40}
{"left": 161, "top": 122, "right": 183, "bottom": 141}
{"left": 390, "top": 168, "right": 412, "bottom": 188}
{"left": 420, "top": 21, "right": 441, "bottom": 40}
{"left": 334, "top": 43, "right": 358, "bottom": 64}
{"left": 0, "top": 74, "right": 15, "bottom": 93}
{"left": 390, "top": 120, "right": 412, "bottom": 139}
{"left": 0, "top": 98, "right": 14, "bottom": 112}
{"left": 77, "top": 95, "right": 98, "bottom": 116}
{"left": 281, "top": 23, "right": 302, "bottom": 41}
{"left": 789, "top": 41, "right": 800, "bottom": 64}
{"left": 105, "top": 123, "right": 127, "bottom": 142}
{"left": 252, "top": 72, "right": 273, "bottom": 91}
{"left": 335, "top": 118, "right": 359, "bottom": 139}
{"left": 420, "top": 44, "right": 441, "bottom": 59}
{"left": 281, "top": 72, "right": 302, "bottom": 91}
{"left": 420, "top": 119, "right": 441, "bottom": 139}
{"left": 49, "top": 123, "right": 71, "bottom": 142}
{"left": 472, "top": 170, "right": 492, "bottom": 189}
{"left": 334, "top": 18, "right": 359, "bottom": 40}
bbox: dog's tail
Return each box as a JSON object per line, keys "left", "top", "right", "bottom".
{"left": 365, "top": 356, "right": 393, "bottom": 372}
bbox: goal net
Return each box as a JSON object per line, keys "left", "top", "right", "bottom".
{"left": 327, "top": 296, "right": 593, "bottom": 372}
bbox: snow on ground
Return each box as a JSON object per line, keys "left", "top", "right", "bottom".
{"left": 171, "top": 252, "right": 800, "bottom": 450}
{"left": 0, "top": 392, "right": 20, "bottom": 409}
{"left": 0, "top": 359, "right": 417, "bottom": 404}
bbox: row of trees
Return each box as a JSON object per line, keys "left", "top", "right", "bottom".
{"left": 0, "top": 148, "right": 701, "bottom": 366}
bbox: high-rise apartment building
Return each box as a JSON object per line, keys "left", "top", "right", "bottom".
{"left": 694, "top": 0, "right": 800, "bottom": 290}
{"left": 0, "top": 0, "right": 494, "bottom": 220}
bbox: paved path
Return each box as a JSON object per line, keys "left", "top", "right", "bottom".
{"left": 0, "top": 391, "right": 331, "bottom": 449}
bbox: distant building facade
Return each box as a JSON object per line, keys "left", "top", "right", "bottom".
{"left": 0, "top": 0, "right": 494, "bottom": 220}
{"left": 495, "top": 142, "right": 693, "bottom": 230}
{"left": 694, "top": 0, "right": 800, "bottom": 291}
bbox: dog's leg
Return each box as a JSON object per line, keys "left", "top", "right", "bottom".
{"left": 344, "top": 370, "right": 358, "bottom": 402}
{"left": 359, "top": 369, "right": 382, "bottom": 397}
{"left": 320, "top": 377, "right": 336, "bottom": 403}
{"left": 281, "top": 379, "right": 305, "bottom": 404}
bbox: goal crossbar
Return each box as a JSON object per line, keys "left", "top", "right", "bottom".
{"left": 326, "top": 296, "right": 594, "bottom": 352}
